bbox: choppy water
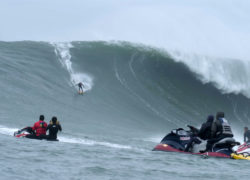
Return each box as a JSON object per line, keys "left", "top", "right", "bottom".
{"left": 1, "top": 41, "right": 250, "bottom": 180}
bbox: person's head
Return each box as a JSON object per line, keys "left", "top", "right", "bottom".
{"left": 216, "top": 112, "right": 225, "bottom": 120}
{"left": 207, "top": 115, "right": 214, "bottom": 123}
{"left": 52, "top": 116, "right": 57, "bottom": 124}
{"left": 39, "top": 115, "right": 45, "bottom": 121}
{"left": 244, "top": 127, "right": 248, "bottom": 132}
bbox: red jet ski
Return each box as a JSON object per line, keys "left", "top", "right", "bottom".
{"left": 14, "top": 127, "right": 34, "bottom": 138}
{"left": 153, "top": 127, "right": 239, "bottom": 158}
{"left": 14, "top": 127, "right": 59, "bottom": 141}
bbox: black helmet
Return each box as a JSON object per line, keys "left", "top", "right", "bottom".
{"left": 207, "top": 115, "right": 214, "bottom": 123}
{"left": 52, "top": 116, "right": 57, "bottom": 124}
{"left": 216, "top": 112, "right": 225, "bottom": 119}
{"left": 39, "top": 115, "right": 45, "bottom": 121}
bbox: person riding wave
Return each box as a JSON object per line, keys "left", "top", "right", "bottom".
{"left": 75, "top": 82, "right": 84, "bottom": 94}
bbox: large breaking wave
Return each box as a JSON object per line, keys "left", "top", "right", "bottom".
{"left": 0, "top": 41, "right": 250, "bottom": 142}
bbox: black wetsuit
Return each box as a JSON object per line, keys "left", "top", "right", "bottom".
{"left": 46, "top": 124, "right": 62, "bottom": 140}
{"left": 77, "top": 83, "right": 84, "bottom": 92}
{"left": 198, "top": 120, "right": 213, "bottom": 140}
{"left": 244, "top": 130, "right": 250, "bottom": 143}
{"left": 204, "top": 119, "right": 233, "bottom": 152}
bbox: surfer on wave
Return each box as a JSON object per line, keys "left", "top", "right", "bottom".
{"left": 75, "top": 82, "right": 84, "bottom": 94}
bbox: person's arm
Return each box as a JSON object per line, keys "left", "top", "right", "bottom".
{"left": 46, "top": 124, "right": 50, "bottom": 131}
{"left": 244, "top": 132, "right": 246, "bottom": 142}
{"left": 198, "top": 124, "right": 205, "bottom": 136}
{"left": 58, "top": 124, "right": 62, "bottom": 131}
{"left": 32, "top": 122, "right": 37, "bottom": 131}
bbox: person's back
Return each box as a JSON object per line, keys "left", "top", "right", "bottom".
{"left": 198, "top": 115, "right": 214, "bottom": 140}
{"left": 244, "top": 127, "right": 250, "bottom": 143}
{"left": 200, "top": 112, "right": 233, "bottom": 153}
{"left": 214, "top": 112, "right": 233, "bottom": 138}
{"left": 32, "top": 115, "right": 47, "bottom": 137}
{"left": 46, "top": 116, "right": 62, "bottom": 140}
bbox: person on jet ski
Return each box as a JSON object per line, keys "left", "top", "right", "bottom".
{"left": 184, "top": 115, "right": 214, "bottom": 152}
{"left": 46, "top": 116, "right": 62, "bottom": 140}
{"left": 26, "top": 115, "right": 48, "bottom": 139}
{"left": 198, "top": 115, "right": 214, "bottom": 140}
{"left": 201, "top": 112, "right": 233, "bottom": 152}
{"left": 244, "top": 127, "right": 250, "bottom": 143}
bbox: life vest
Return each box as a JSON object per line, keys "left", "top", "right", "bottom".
{"left": 216, "top": 118, "right": 233, "bottom": 136}
{"left": 32, "top": 120, "right": 47, "bottom": 136}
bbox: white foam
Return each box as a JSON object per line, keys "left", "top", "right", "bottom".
{"left": 52, "top": 42, "right": 94, "bottom": 92}
{"left": 0, "top": 125, "right": 18, "bottom": 136}
{"left": 59, "top": 136, "right": 132, "bottom": 149}
{"left": 170, "top": 51, "right": 250, "bottom": 98}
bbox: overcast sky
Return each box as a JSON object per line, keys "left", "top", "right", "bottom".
{"left": 0, "top": 0, "right": 250, "bottom": 59}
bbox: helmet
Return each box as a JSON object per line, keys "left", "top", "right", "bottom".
{"left": 207, "top": 115, "right": 214, "bottom": 122}
{"left": 216, "top": 112, "right": 225, "bottom": 119}
{"left": 39, "top": 115, "right": 45, "bottom": 121}
{"left": 52, "top": 116, "right": 57, "bottom": 124}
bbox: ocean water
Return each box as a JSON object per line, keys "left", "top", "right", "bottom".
{"left": 0, "top": 41, "right": 250, "bottom": 180}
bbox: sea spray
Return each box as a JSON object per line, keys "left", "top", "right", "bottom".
{"left": 170, "top": 51, "right": 250, "bottom": 99}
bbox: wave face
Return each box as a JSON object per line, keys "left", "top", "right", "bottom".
{"left": 1, "top": 41, "right": 250, "bottom": 136}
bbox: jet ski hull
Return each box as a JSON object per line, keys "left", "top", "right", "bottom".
{"left": 231, "top": 153, "right": 250, "bottom": 160}
{"left": 153, "top": 128, "right": 237, "bottom": 158}
{"left": 153, "top": 143, "right": 232, "bottom": 158}
{"left": 231, "top": 142, "right": 250, "bottom": 160}
{"left": 14, "top": 127, "right": 59, "bottom": 141}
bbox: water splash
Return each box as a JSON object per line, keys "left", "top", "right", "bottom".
{"left": 52, "top": 42, "right": 94, "bottom": 92}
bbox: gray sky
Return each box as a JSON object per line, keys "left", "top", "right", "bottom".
{"left": 0, "top": 0, "right": 250, "bottom": 59}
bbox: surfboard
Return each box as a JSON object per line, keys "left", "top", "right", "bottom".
{"left": 78, "top": 91, "right": 84, "bottom": 95}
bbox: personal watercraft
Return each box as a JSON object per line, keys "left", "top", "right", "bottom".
{"left": 231, "top": 142, "right": 250, "bottom": 160}
{"left": 153, "top": 126, "right": 240, "bottom": 158}
{"left": 14, "top": 127, "right": 58, "bottom": 141}
{"left": 14, "top": 127, "right": 34, "bottom": 138}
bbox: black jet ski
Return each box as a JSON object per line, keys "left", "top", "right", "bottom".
{"left": 153, "top": 126, "right": 239, "bottom": 158}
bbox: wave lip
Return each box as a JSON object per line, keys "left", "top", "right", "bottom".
{"left": 170, "top": 51, "right": 250, "bottom": 99}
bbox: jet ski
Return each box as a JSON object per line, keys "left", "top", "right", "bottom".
{"left": 153, "top": 126, "right": 240, "bottom": 158}
{"left": 14, "top": 127, "right": 59, "bottom": 141}
{"left": 14, "top": 127, "right": 34, "bottom": 138}
{"left": 231, "top": 142, "right": 250, "bottom": 160}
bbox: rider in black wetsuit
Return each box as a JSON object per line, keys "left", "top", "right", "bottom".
{"left": 46, "top": 117, "right": 62, "bottom": 140}
{"left": 198, "top": 115, "right": 214, "bottom": 140}
{"left": 244, "top": 127, "right": 250, "bottom": 143}
{"left": 200, "top": 112, "right": 233, "bottom": 153}
{"left": 76, "top": 82, "right": 84, "bottom": 94}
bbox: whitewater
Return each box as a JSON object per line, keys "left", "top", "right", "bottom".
{"left": 1, "top": 0, "right": 250, "bottom": 180}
